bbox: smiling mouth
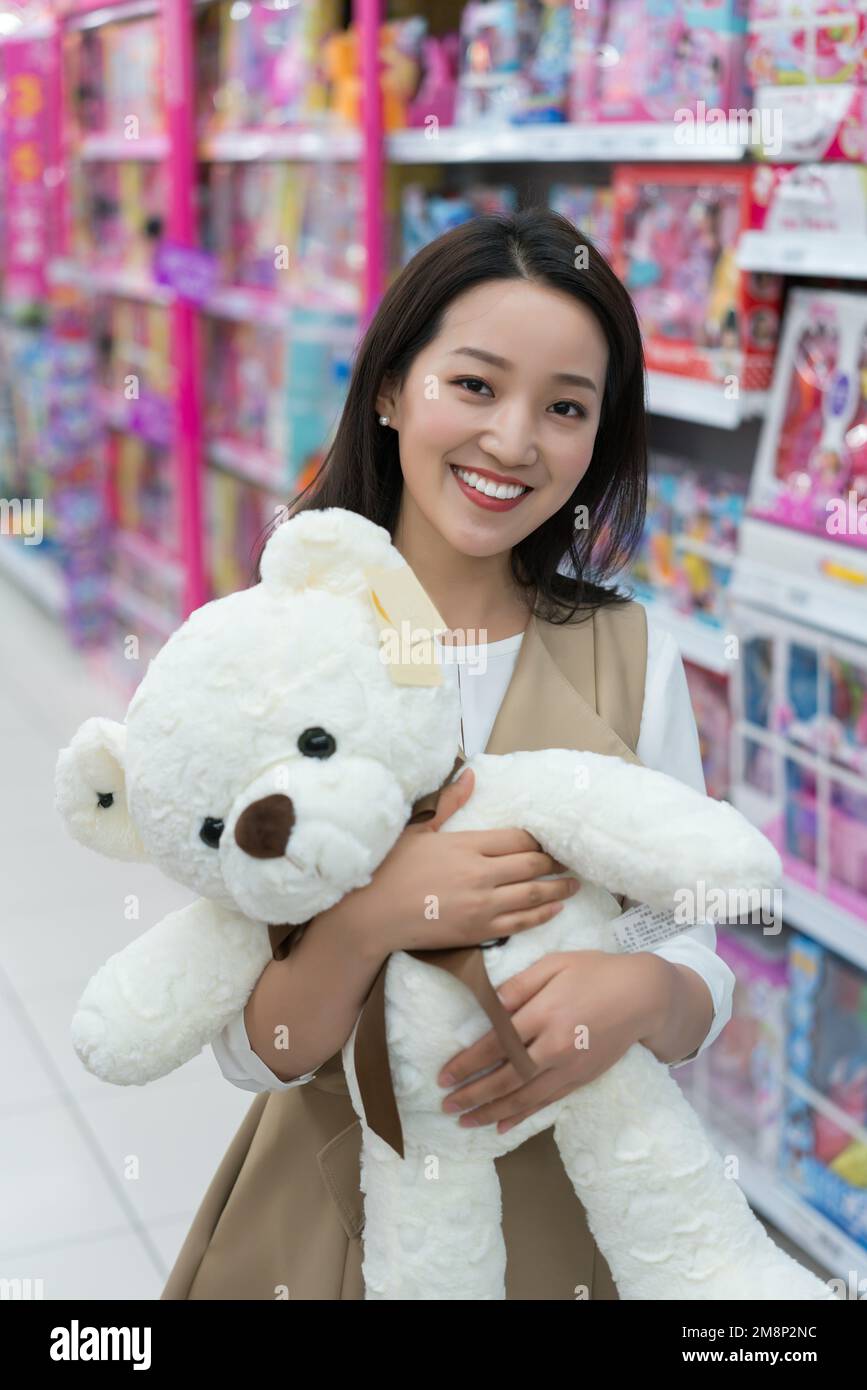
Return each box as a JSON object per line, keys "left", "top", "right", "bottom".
{"left": 448, "top": 464, "right": 533, "bottom": 509}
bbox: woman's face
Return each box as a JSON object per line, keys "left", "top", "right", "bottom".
{"left": 378, "top": 278, "right": 609, "bottom": 558}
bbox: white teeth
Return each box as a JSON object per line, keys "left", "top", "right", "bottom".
{"left": 452, "top": 466, "right": 528, "bottom": 500}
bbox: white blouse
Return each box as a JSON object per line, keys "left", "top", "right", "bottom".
{"left": 212, "top": 612, "right": 736, "bottom": 1092}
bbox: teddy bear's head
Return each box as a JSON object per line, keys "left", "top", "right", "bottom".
{"left": 55, "top": 509, "right": 461, "bottom": 925}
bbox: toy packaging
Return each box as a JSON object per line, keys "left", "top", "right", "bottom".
{"left": 70, "top": 160, "right": 167, "bottom": 275}
{"left": 612, "top": 165, "right": 783, "bottom": 390}
{"left": 684, "top": 660, "right": 733, "bottom": 799}
{"left": 747, "top": 1, "right": 867, "bottom": 85}
{"left": 195, "top": 0, "right": 340, "bottom": 134}
{"left": 549, "top": 183, "right": 616, "bottom": 258}
{"left": 677, "top": 924, "right": 789, "bottom": 1168}
{"left": 64, "top": 16, "right": 164, "bottom": 140}
{"left": 627, "top": 450, "right": 748, "bottom": 627}
{"left": 572, "top": 0, "right": 750, "bottom": 123}
{"left": 205, "top": 465, "right": 282, "bottom": 599}
{"left": 750, "top": 161, "right": 867, "bottom": 235}
{"left": 748, "top": 288, "right": 867, "bottom": 548}
{"left": 400, "top": 182, "right": 518, "bottom": 265}
{"left": 753, "top": 82, "right": 867, "bottom": 159}
{"left": 784, "top": 933, "right": 867, "bottom": 1249}
{"left": 454, "top": 0, "right": 574, "bottom": 127}
{"left": 730, "top": 604, "right": 867, "bottom": 922}
{"left": 55, "top": 505, "right": 836, "bottom": 1300}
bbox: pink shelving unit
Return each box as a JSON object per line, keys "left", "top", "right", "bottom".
{"left": 46, "top": 0, "right": 386, "bottom": 626}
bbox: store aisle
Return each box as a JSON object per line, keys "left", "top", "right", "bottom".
{"left": 0, "top": 579, "right": 252, "bottom": 1300}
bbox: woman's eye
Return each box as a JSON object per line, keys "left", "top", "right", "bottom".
{"left": 550, "top": 401, "right": 588, "bottom": 419}
{"left": 453, "top": 376, "right": 492, "bottom": 396}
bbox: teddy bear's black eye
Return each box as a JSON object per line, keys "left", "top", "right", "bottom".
{"left": 200, "top": 817, "right": 224, "bottom": 849}
{"left": 96, "top": 792, "right": 114, "bottom": 809}
{"left": 298, "top": 727, "right": 336, "bottom": 759}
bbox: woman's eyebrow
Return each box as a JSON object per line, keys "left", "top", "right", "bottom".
{"left": 447, "top": 346, "right": 598, "bottom": 392}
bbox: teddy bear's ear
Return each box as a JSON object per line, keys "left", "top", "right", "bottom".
{"left": 54, "top": 717, "right": 148, "bottom": 862}
{"left": 259, "top": 507, "right": 398, "bottom": 598}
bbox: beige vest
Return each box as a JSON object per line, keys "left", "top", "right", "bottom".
{"left": 161, "top": 600, "right": 648, "bottom": 1301}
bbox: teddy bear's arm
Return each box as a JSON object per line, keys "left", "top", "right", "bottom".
{"left": 464, "top": 749, "right": 782, "bottom": 910}
{"left": 71, "top": 899, "right": 273, "bottom": 1085}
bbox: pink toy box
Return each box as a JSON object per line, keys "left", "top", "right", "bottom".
{"left": 748, "top": 289, "right": 867, "bottom": 550}
{"left": 784, "top": 933, "right": 867, "bottom": 1250}
{"left": 678, "top": 925, "right": 789, "bottom": 1166}
{"left": 747, "top": 2, "right": 867, "bottom": 85}
{"left": 730, "top": 606, "right": 867, "bottom": 924}
{"left": 752, "top": 82, "right": 867, "bottom": 159}
{"left": 750, "top": 161, "right": 867, "bottom": 235}
{"left": 685, "top": 661, "right": 734, "bottom": 799}
{"left": 572, "top": 0, "right": 750, "bottom": 123}
{"left": 612, "top": 164, "right": 783, "bottom": 390}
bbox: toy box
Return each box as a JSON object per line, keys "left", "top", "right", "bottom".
{"left": 572, "top": 0, "right": 750, "bottom": 123}
{"left": 752, "top": 83, "right": 867, "bottom": 160}
{"left": 748, "top": 288, "right": 867, "bottom": 549}
{"left": 629, "top": 451, "right": 748, "bottom": 627}
{"left": 730, "top": 604, "right": 867, "bottom": 922}
{"left": 205, "top": 465, "right": 283, "bottom": 599}
{"left": 549, "top": 184, "right": 616, "bottom": 259}
{"left": 750, "top": 161, "right": 867, "bottom": 234}
{"left": 685, "top": 661, "right": 733, "bottom": 799}
{"left": 747, "top": 2, "right": 867, "bottom": 85}
{"left": 400, "top": 182, "right": 518, "bottom": 265}
{"left": 783, "top": 933, "right": 867, "bottom": 1249}
{"left": 70, "top": 161, "right": 166, "bottom": 274}
{"left": 678, "top": 924, "right": 789, "bottom": 1165}
{"left": 612, "top": 165, "right": 783, "bottom": 390}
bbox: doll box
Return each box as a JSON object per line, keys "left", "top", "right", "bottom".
{"left": 752, "top": 83, "right": 867, "bottom": 160}
{"left": 612, "top": 164, "right": 783, "bottom": 391}
{"left": 750, "top": 162, "right": 867, "bottom": 235}
{"left": 747, "top": 287, "right": 867, "bottom": 549}
{"left": 782, "top": 933, "right": 867, "bottom": 1250}
{"left": 571, "top": 0, "right": 749, "bottom": 124}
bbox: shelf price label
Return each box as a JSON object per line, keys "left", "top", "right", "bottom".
{"left": 153, "top": 242, "right": 219, "bottom": 306}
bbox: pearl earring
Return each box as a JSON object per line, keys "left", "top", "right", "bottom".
{"left": 378, "top": 415, "right": 390, "bottom": 426}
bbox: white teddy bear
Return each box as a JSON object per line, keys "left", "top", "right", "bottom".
{"left": 55, "top": 507, "right": 835, "bottom": 1302}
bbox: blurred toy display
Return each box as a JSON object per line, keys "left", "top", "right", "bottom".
{"left": 93, "top": 298, "right": 174, "bottom": 444}
{"left": 684, "top": 660, "right": 733, "bottom": 800}
{"left": 201, "top": 317, "right": 285, "bottom": 458}
{"left": 196, "top": 0, "right": 339, "bottom": 134}
{"left": 324, "top": 17, "right": 428, "bottom": 130}
{"left": 612, "top": 165, "right": 784, "bottom": 390}
{"left": 628, "top": 451, "right": 748, "bottom": 627}
{"left": 748, "top": 288, "right": 867, "bottom": 549}
{"left": 572, "top": 0, "right": 750, "bottom": 123}
{"left": 68, "top": 161, "right": 167, "bottom": 275}
{"left": 206, "top": 465, "right": 282, "bottom": 600}
{"left": 784, "top": 933, "right": 867, "bottom": 1248}
{"left": 549, "top": 183, "right": 616, "bottom": 257}
{"left": 63, "top": 17, "right": 164, "bottom": 139}
{"left": 730, "top": 608, "right": 867, "bottom": 921}
{"left": 751, "top": 161, "right": 867, "bottom": 236}
{"left": 677, "top": 924, "right": 789, "bottom": 1169}
{"left": 400, "top": 181, "right": 518, "bottom": 263}
{"left": 454, "top": 0, "right": 574, "bottom": 127}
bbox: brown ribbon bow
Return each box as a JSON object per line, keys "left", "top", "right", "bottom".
{"left": 267, "top": 751, "right": 540, "bottom": 1159}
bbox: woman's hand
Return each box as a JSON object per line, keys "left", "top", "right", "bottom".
{"left": 331, "top": 768, "right": 582, "bottom": 959}
{"left": 435, "top": 949, "right": 674, "bottom": 1133}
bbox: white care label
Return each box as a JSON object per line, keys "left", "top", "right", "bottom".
{"left": 606, "top": 901, "right": 701, "bottom": 953}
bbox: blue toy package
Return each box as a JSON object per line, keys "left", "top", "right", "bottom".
{"left": 783, "top": 934, "right": 867, "bottom": 1249}
{"left": 282, "top": 305, "right": 359, "bottom": 488}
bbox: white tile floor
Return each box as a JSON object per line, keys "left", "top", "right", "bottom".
{"left": 0, "top": 570, "right": 831, "bottom": 1300}
{"left": 0, "top": 577, "right": 252, "bottom": 1299}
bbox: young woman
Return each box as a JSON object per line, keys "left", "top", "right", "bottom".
{"left": 162, "top": 208, "right": 736, "bottom": 1302}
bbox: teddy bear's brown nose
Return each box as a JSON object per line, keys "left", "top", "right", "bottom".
{"left": 234, "top": 794, "right": 296, "bottom": 859}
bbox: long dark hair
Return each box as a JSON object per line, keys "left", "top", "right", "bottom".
{"left": 253, "top": 207, "right": 647, "bottom": 622}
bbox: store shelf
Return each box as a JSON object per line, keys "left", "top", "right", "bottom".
{"left": 202, "top": 286, "right": 293, "bottom": 329}
{"left": 388, "top": 123, "right": 750, "bottom": 164}
{"left": 200, "top": 128, "right": 362, "bottom": 163}
{"left": 738, "top": 230, "right": 867, "bottom": 282}
{"left": 0, "top": 540, "right": 65, "bottom": 614}
{"left": 78, "top": 133, "right": 168, "bottom": 161}
{"left": 109, "top": 578, "right": 178, "bottom": 636}
{"left": 641, "top": 598, "right": 731, "bottom": 674}
{"left": 783, "top": 880, "right": 867, "bottom": 976}
{"left": 207, "top": 437, "right": 285, "bottom": 494}
{"left": 47, "top": 258, "right": 175, "bottom": 306}
{"left": 647, "top": 372, "right": 768, "bottom": 429}
{"left": 65, "top": 0, "right": 159, "bottom": 29}
{"left": 704, "top": 1119, "right": 866, "bottom": 1283}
